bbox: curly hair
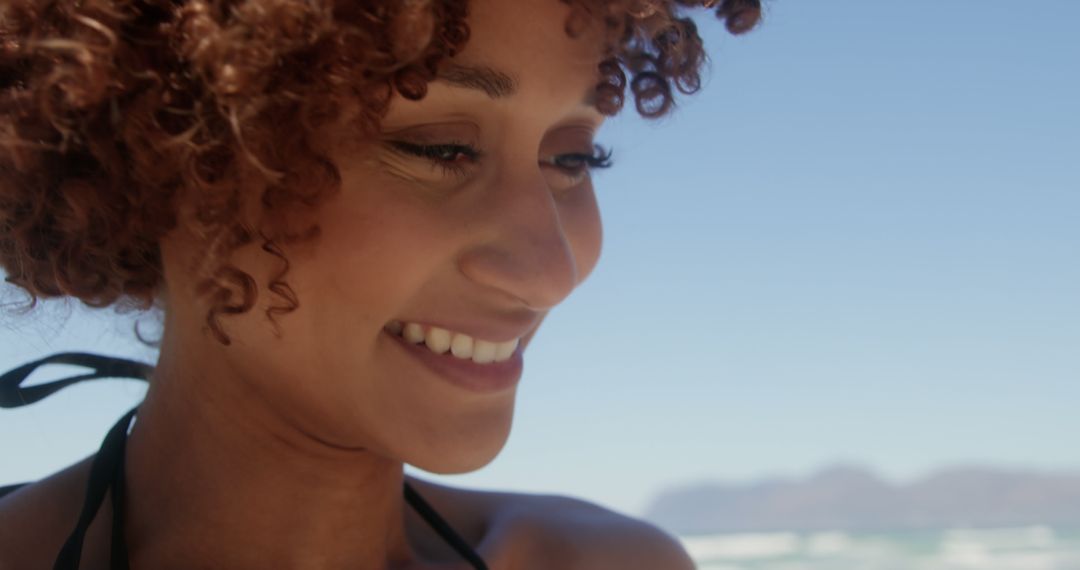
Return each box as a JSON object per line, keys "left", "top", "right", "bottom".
{"left": 0, "top": 0, "right": 761, "bottom": 346}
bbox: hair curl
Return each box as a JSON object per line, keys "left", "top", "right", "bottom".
{"left": 0, "top": 0, "right": 761, "bottom": 346}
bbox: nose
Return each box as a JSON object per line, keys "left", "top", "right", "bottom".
{"left": 457, "top": 166, "right": 579, "bottom": 311}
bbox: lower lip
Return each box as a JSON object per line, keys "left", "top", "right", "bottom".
{"left": 384, "top": 330, "right": 524, "bottom": 394}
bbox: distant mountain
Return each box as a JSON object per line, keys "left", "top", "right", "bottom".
{"left": 644, "top": 464, "right": 1080, "bottom": 534}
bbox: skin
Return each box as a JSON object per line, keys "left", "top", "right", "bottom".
{"left": 0, "top": 0, "right": 695, "bottom": 568}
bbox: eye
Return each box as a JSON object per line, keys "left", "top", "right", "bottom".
{"left": 550, "top": 144, "right": 613, "bottom": 171}
{"left": 385, "top": 139, "right": 614, "bottom": 185}
{"left": 387, "top": 140, "right": 482, "bottom": 177}
{"left": 540, "top": 144, "right": 614, "bottom": 187}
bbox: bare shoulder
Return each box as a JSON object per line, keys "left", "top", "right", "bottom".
{"left": 518, "top": 494, "right": 695, "bottom": 570}
{"left": 0, "top": 457, "right": 94, "bottom": 570}
{"left": 406, "top": 476, "right": 694, "bottom": 570}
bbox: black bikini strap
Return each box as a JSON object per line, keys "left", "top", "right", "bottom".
{"left": 0, "top": 352, "right": 152, "bottom": 408}
{"left": 2, "top": 352, "right": 488, "bottom": 570}
{"left": 109, "top": 416, "right": 132, "bottom": 570}
{"left": 0, "top": 352, "right": 149, "bottom": 569}
{"left": 404, "top": 482, "right": 489, "bottom": 570}
{"left": 53, "top": 407, "right": 137, "bottom": 570}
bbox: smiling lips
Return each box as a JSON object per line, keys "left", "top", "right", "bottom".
{"left": 384, "top": 320, "right": 520, "bottom": 365}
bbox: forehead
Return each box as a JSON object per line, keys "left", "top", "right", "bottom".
{"left": 446, "top": 0, "right": 606, "bottom": 100}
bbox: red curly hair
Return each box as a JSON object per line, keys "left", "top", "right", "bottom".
{"left": 0, "top": 0, "right": 760, "bottom": 345}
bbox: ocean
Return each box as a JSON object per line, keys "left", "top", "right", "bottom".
{"left": 680, "top": 526, "right": 1080, "bottom": 570}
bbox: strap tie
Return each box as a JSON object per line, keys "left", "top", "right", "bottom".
{"left": 0, "top": 352, "right": 153, "bottom": 408}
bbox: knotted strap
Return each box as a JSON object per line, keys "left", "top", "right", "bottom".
{"left": 0, "top": 352, "right": 153, "bottom": 408}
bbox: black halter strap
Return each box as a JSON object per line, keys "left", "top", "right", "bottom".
{"left": 51, "top": 407, "right": 136, "bottom": 570}
{"left": 0, "top": 352, "right": 148, "bottom": 570}
{"left": 404, "top": 483, "right": 490, "bottom": 569}
{"left": 0, "top": 352, "right": 488, "bottom": 570}
{"left": 0, "top": 352, "right": 153, "bottom": 409}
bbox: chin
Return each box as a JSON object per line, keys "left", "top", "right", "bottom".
{"left": 407, "top": 411, "right": 515, "bottom": 474}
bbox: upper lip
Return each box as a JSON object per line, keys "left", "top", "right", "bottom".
{"left": 387, "top": 315, "right": 541, "bottom": 344}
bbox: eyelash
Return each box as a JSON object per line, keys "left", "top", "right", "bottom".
{"left": 388, "top": 140, "right": 614, "bottom": 179}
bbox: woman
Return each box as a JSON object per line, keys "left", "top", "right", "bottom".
{"left": 0, "top": 0, "right": 759, "bottom": 567}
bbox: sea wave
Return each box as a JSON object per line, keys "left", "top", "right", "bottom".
{"left": 681, "top": 526, "right": 1080, "bottom": 570}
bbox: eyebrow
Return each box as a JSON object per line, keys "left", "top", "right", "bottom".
{"left": 435, "top": 63, "right": 518, "bottom": 99}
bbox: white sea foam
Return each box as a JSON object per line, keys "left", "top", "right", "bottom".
{"left": 942, "top": 525, "right": 1057, "bottom": 550}
{"left": 804, "top": 531, "right": 853, "bottom": 556}
{"left": 681, "top": 532, "right": 801, "bottom": 561}
{"left": 696, "top": 564, "right": 748, "bottom": 570}
{"left": 681, "top": 526, "right": 1080, "bottom": 570}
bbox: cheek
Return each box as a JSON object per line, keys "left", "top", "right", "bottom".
{"left": 559, "top": 186, "right": 603, "bottom": 284}
{"left": 306, "top": 181, "right": 448, "bottom": 309}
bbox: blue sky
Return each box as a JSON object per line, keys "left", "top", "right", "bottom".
{"left": 1, "top": 1, "right": 1078, "bottom": 518}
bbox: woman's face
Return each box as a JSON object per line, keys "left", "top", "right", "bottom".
{"left": 161, "top": 0, "right": 606, "bottom": 472}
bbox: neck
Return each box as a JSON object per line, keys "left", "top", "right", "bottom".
{"left": 124, "top": 338, "right": 420, "bottom": 570}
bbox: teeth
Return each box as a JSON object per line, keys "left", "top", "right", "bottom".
{"left": 403, "top": 322, "right": 425, "bottom": 344}
{"left": 494, "top": 338, "right": 519, "bottom": 360}
{"left": 426, "top": 327, "right": 452, "bottom": 354}
{"left": 472, "top": 340, "right": 496, "bottom": 364}
{"left": 450, "top": 333, "right": 473, "bottom": 359}
{"left": 386, "top": 320, "right": 520, "bottom": 364}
